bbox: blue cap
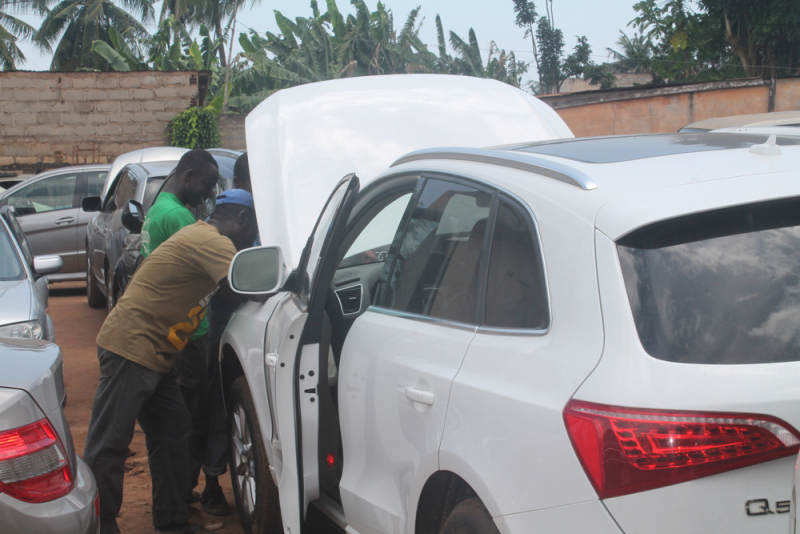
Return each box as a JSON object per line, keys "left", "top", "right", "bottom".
{"left": 215, "top": 189, "right": 254, "bottom": 209}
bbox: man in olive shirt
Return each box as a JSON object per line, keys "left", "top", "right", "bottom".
{"left": 84, "top": 191, "right": 258, "bottom": 534}
{"left": 140, "top": 149, "right": 219, "bottom": 500}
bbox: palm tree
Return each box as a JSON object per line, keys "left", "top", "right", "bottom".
{"left": 607, "top": 30, "right": 654, "bottom": 73}
{"left": 0, "top": 0, "right": 35, "bottom": 70}
{"left": 34, "top": 0, "right": 153, "bottom": 71}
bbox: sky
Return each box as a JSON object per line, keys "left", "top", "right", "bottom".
{"left": 14, "top": 0, "right": 639, "bottom": 83}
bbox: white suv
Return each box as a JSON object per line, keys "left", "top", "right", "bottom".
{"left": 220, "top": 76, "right": 800, "bottom": 534}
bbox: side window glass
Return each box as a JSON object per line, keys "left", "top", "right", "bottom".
{"left": 113, "top": 172, "right": 139, "bottom": 211}
{"left": 338, "top": 193, "right": 412, "bottom": 269}
{"left": 6, "top": 173, "right": 78, "bottom": 215}
{"left": 86, "top": 172, "right": 107, "bottom": 197}
{"left": 383, "top": 179, "right": 491, "bottom": 324}
{"left": 5, "top": 214, "right": 33, "bottom": 268}
{"left": 484, "top": 200, "right": 549, "bottom": 330}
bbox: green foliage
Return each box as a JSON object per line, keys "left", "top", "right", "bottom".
{"left": 166, "top": 106, "right": 221, "bottom": 149}
{"left": 607, "top": 29, "right": 654, "bottom": 74}
{"left": 512, "top": 0, "right": 539, "bottom": 72}
{"left": 535, "top": 19, "right": 608, "bottom": 93}
{"left": 699, "top": 0, "right": 800, "bottom": 78}
{"left": 33, "top": 0, "right": 154, "bottom": 71}
{"left": 224, "top": 0, "right": 526, "bottom": 113}
{"left": 0, "top": 0, "right": 36, "bottom": 70}
{"left": 631, "top": 0, "right": 744, "bottom": 83}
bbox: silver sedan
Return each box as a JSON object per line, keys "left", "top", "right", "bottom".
{"left": 0, "top": 339, "right": 98, "bottom": 533}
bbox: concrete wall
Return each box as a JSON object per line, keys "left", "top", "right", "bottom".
{"left": 0, "top": 71, "right": 202, "bottom": 172}
{"left": 218, "top": 114, "right": 246, "bottom": 150}
{"left": 543, "top": 78, "right": 800, "bottom": 137}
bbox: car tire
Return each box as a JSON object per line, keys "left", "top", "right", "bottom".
{"left": 106, "top": 270, "right": 116, "bottom": 313}
{"left": 441, "top": 498, "right": 500, "bottom": 534}
{"left": 228, "top": 376, "right": 282, "bottom": 533}
{"left": 86, "top": 253, "right": 104, "bottom": 308}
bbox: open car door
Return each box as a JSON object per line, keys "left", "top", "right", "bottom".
{"left": 267, "top": 175, "right": 360, "bottom": 533}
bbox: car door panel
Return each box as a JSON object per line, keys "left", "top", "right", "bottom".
{"left": 270, "top": 176, "right": 361, "bottom": 533}
{"left": 337, "top": 310, "right": 475, "bottom": 534}
{"left": 18, "top": 208, "right": 81, "bottom": 273}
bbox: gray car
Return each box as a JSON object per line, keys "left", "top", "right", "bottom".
{"left": 85, "top": 151, "right": 242, "bottom": 310}
{"left": 85, "top": 161, "right": 175, "bottom": 310}
{"left": 0, "top": 206, "right": 62, "bottom": 342}
{"left": 0, "top": 165, "right": 109, "bottom": 282}
{"left": 0, "top": 338, "right": 98, "bottom": 533}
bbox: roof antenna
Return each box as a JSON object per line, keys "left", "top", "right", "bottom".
{"left": 750, "top": 133, "right": 782, "bottom": 156}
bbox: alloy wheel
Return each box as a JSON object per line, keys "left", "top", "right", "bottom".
{"left": 232, "top": 403, "right": 256, "bottom": 517}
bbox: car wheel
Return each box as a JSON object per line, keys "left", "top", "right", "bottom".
{"left": 106, "top": 270, "right": 116, "bottom": 313}
{"left": 228, "top": 376, "right": 282, "bottom": 533}
{"left": 86, "top": 253, "right": 104, "bottom": 308}
{"left": 441, "top": 498, "right": 500, "bottom": 534}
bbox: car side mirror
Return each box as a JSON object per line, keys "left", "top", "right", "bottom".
{"left": 33, "top": 255, "right": 62, "bottom": 278}
{"left": 121, "top": 200, "right": 145, "bottom": 234}
{"left": 82, "top": 196, "right": 102, "bottom": 212}
{"left": 229, "top": 246, "right": 285, "bottom": 295}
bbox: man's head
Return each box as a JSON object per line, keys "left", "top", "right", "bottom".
{"left": 233, "top": 153, "right": 251, "bottom": 192}
{"left": 208, "top": 189, "right": 258, "bottom": 251}
{"left": 170, "top": 149, "right": 220, "bottom": 208}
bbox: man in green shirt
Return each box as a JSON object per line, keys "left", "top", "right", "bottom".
{"left": 140, "top": 149, "right": 220, "bottom": 501}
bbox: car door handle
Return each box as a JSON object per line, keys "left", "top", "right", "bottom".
{"left": 54, "top": 217, "right": 75, "bottom": 225}
{"left": 265, "top": 353, "right": 278, "bottom": 368}
{"left": 405, "top": 387, "right": 435, "bottom": 406}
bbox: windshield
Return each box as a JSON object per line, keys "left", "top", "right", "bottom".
{"left": 0, "top": 222, "right": 24, "bottom": 281}
{"left": 618, "top": 197, "right": 800, "bottom": 364}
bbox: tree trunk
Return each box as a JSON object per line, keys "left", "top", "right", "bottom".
{"left": 529, "top": 23, "right": 539, "bottom": 72}
{"left": 216, "top": 17, "right": 227, "bottom": 68}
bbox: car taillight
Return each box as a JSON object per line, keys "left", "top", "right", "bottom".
{"left": 564, "top": 400, "right": 800, "bottom": 499}
{"left": 0, "top": 419, "right": 73, "bottom": 503}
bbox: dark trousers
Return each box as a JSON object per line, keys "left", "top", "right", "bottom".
{"left": 174, "top": 336, "right": 209, "bottom": 492}
{"left": 84, "top": 348, "right": 191, "bottom": 534}
{"left": 203, "top": 302, "right": 240, "bottom": 477}
{"left": 203, "top": 332, "right": 228, "bottom": 477}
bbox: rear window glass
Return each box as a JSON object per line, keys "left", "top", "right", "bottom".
{"left": 618, "top": 197, "right": 800, "bottom": 364}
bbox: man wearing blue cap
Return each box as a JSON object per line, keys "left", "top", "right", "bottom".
{"left": 84, "top": 190, "right": 258, "bottom": 534}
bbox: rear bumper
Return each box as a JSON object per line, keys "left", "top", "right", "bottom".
{"left": 0, "top": 456, "right": 98, "bottom": 534}
{"left": 494, "top": 501, "right": 623, "bottom": 534}
{"left": 496, "top": 500, "right": 623, "bottom": 534}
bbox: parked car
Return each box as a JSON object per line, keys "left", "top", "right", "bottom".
{"left": 0, "top": 338, "right": 99, "bottom": 533}
{"left": 0, "top": 173, "right": 30, "bottom": 191}
{"left": 0, "top": 165, "right": 109, "bottom": 282}
{"left": 0, "top": 206, "right": 63, "bottom": 342}
{"left": 679, "top": 110, "right": 800, "bottom": 132}
{"left": 221, "top": 76, "right": 800, "bottom": 534}
{"left": 85, "top": 151, "right": 242, "bottom": 310}
{"left": 84, "top": 161, "right": 176, "bottom": 310}
{"left": 99, "top": 146, "right": 188, "bottom": 207}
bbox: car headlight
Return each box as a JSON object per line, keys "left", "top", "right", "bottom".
{"left": 0, "top": 320, "right": 43, "bottom": 339}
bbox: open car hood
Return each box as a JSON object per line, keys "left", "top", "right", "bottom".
{"left": 245, "top": 74, "right": 573, "bottom": 268}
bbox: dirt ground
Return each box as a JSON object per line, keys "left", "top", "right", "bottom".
{"left": 50, "top": 281, "right": 246, "bottom": 534}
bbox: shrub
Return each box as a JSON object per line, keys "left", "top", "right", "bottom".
{"left": 166, "top": 106, "right": 221, "bottom": 149}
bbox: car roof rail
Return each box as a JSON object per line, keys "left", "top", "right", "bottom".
{"left": 391, "top": 147, "right": 598, "bottom": 191}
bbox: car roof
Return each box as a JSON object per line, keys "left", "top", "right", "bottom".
{"left": 389, "top": 131, "right": 800, "bottom": 240}
{"left": 103, "top": 147, "right": 189, "bottom": 201}
{"left": 130, "top": 160, "right": 179, "bottom": 177}
{"left": 501, "top": 132, "right": 800, "bottom": 164}
{"left": 0, "top": 164, "right": 110, "bottom": 198}
{"left": 246, "top": 74, "right": 574, "bottom": 268}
